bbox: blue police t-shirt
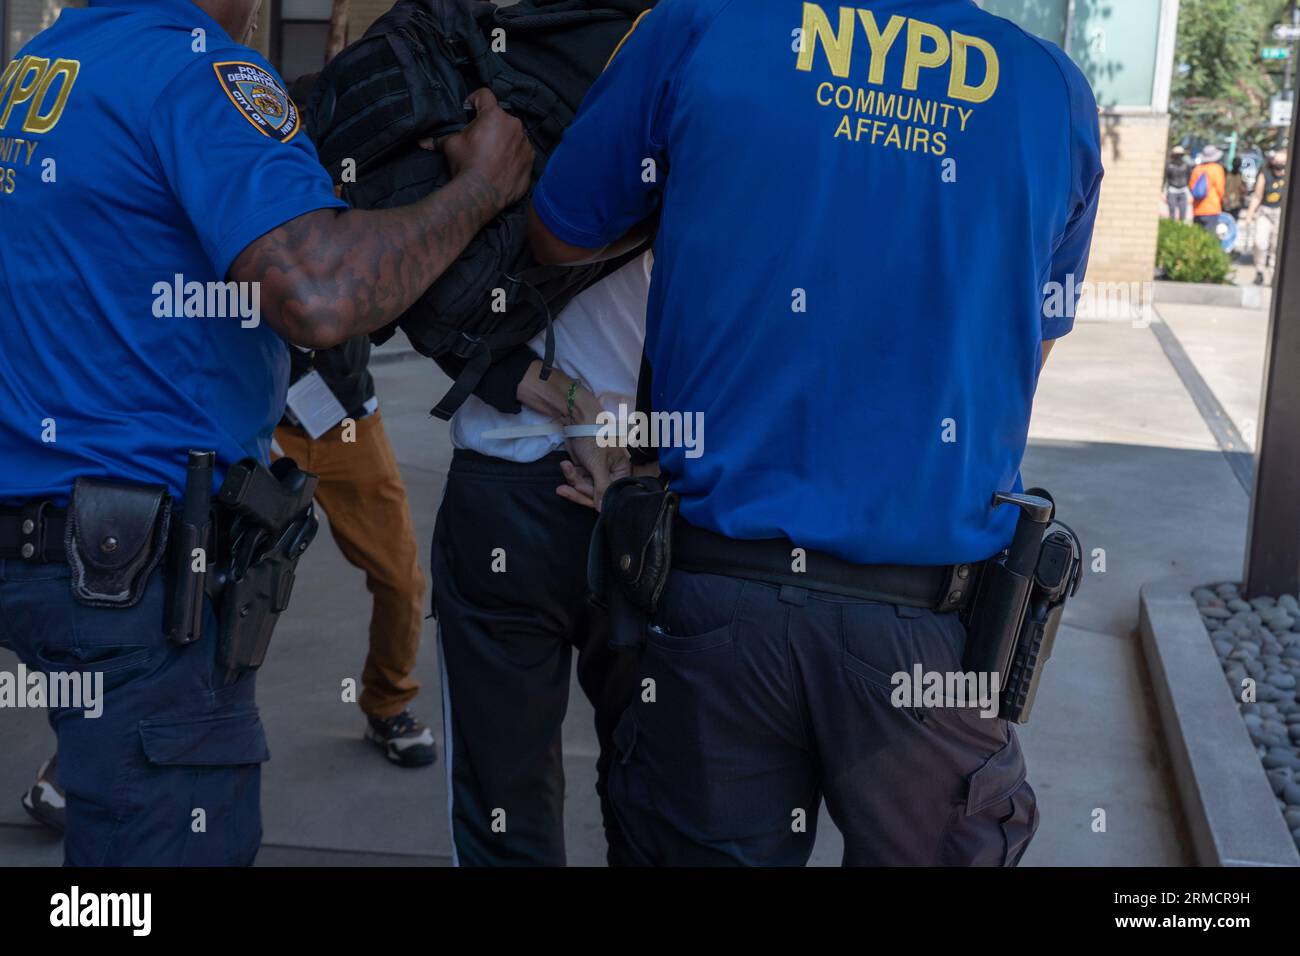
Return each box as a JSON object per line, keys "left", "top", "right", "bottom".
{"left": 533, "top": 0, "right": 1104, "bottom": 565}
{"left": 0, "top": 0, "right": 346, "bottom": 504}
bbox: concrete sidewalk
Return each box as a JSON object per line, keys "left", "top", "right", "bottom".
{"left": 0, "top": 305, "right": 1270, "bottom": 866}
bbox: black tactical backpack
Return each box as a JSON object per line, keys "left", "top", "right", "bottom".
{"left": 301, "top": 0, "right": 655, "bottom": 419}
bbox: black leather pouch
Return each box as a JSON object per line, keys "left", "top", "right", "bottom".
{"left": 64, "top": 477, "right": 171, "bottom": 608}
{"left": 588, "top": 476, "right": 678, "bottom": 650}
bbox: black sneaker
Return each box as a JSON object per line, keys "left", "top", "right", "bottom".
{"left": 365, "top": 709, "right": 438, "bottom": 767}
{"left": 1255, "top": 271, "right": 1267, "bottom": 286}
{"left": 21, "top": 754, "right": 65, "bottom": 833}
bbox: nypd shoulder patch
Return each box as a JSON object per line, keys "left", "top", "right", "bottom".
{"left": 213, "top": 61, "right": 300, "bottom": 144}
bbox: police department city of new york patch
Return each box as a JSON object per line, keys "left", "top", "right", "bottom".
{"left": 213, "top": 61, "right": 300, "bottom": 143}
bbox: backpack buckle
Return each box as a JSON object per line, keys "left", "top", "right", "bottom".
{"left": 449, "top": 332, "right": 486, "bottom": 360}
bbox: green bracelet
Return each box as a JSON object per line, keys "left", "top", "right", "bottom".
{"left": 566, "top": 379, "right": 580, "bottom": 418}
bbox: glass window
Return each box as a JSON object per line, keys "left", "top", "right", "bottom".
{"left": 1070, "top": 0, "right": 1161, "bottom": 110}
{"left": 981, "top": 0, "right": 1069, "bottom": 49}
{"left": 983, "top": 0, "right": 1162, "bottom": 109}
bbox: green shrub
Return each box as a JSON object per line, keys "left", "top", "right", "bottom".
{"left": 1156, "top": 218, "right": 1232, "bottom": 284}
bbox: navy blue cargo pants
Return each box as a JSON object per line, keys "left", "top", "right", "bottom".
{"left": 608, "top": 570, "right": 1039, "bottom": 866}
{"left": 0, "top": 559, "right": 267, "bottom": 866}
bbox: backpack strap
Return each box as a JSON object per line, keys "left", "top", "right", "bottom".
{"left": 430, "top": 333, "right": 493, "bottom": 421}
{"left": 511, "top": 266, "right": 558, "bottom": 381}
{"left": 428, "top": 273, "right": 556, "bottom": 421}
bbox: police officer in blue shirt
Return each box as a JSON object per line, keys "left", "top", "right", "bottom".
{"left": 529, "top": 0, "right": 1103, "bottom": 865}
{"left": 0, "top": 0, "right": 532, "bottom": 865}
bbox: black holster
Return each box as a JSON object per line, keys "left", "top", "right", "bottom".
{"left": 588, "top": 476, "right": 678, "bottom": 650}
{"left": 208, "top": 457, "right": 320, "bottom": 672}
{"left": 961, "top": 490, "right": 1082, "bottom": 724}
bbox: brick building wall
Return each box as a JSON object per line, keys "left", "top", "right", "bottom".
{"left": 1089, "top": 112, "right": 1170, "bottom": 286}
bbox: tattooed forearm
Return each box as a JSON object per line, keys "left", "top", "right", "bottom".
{"left": 230, "top": 171, "right": 510, "bottom": 349}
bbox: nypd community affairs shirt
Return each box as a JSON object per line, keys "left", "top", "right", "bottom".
{"left": 532, "top": 0, "right": 1104, "bottom": 566}
{"left": 0, "top": 0, "right": 347, "bottom": 505}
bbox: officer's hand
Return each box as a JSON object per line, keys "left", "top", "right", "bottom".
{"left": 438, "top": 89, "right": 534, "bottom": 210}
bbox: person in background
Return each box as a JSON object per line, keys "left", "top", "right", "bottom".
{"left": 1165, "top": 145, "right": 1192, "bottom": 223}
{"left": 1244, "top": 149, "right": 1288, "bottom": 286}
{"left": 273, "top": 339, "right": 435, "bottom": 766}
{"left": 1191, "top": 145, "right": 1228, "bottom": 235}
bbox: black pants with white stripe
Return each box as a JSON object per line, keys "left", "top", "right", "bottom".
{"left": 431, "top": 449, "right": 637, "bottom": 866}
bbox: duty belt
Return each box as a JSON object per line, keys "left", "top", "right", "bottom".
{"left": 0, "top": 502, "right": 66, "bottom": 564}
{"left": 671, "top": 519, "right": 981, "bottom": 614}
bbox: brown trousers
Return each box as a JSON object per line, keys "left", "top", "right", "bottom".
{"left": 274, "top": 410, "right": 425, "bottom": 719}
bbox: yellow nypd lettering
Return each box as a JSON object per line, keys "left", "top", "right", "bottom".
{"left": 0, "top": 137, "right": 41, "bottom": 165}
{"left": 0, "top": 59, "right": 19, "bottom": 105}
{"left": 815, "top": 82, "right": 966, "bottom": 156}
{"left": 902, "top": 19, "right": 949, "bottom": 91}
{"left": 25, "top": 59, "right": 80, "bottom": 134}
{"left": 795, "top": 3, "right": 1000, "bottom": 103}
{"left": 859, "top": 12, "right": 906, "bottom": 86}
{"left": 795, "top": 2, "right": 998, "bottom": 156}
{"left": 795, "top": 3, "right": 856, "bottom": 77}
{"left": 949, "top": 31, "right": 999, "bottom": 103}
{"left": 0, "top": 55, "right": 81, "bottom": 133}
{"left": 0, "top": 53, "right": 76, "bottom": 198}
{"left": 0, "top": 57, "right": 49, "bottom": 129}
{"left": 832, "top": 113, "right": 947, "bottom": 156}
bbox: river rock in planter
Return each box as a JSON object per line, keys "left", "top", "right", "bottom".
{"left": 1269, "top": 769, "right": 1292, "bottom": 795}
{"left": 1264, "top": 750, "right": 1300, "bottom": 771}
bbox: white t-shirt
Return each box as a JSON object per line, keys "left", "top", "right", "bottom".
{"left": 450, "top": 252, "right": 652, "bottom": 463}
